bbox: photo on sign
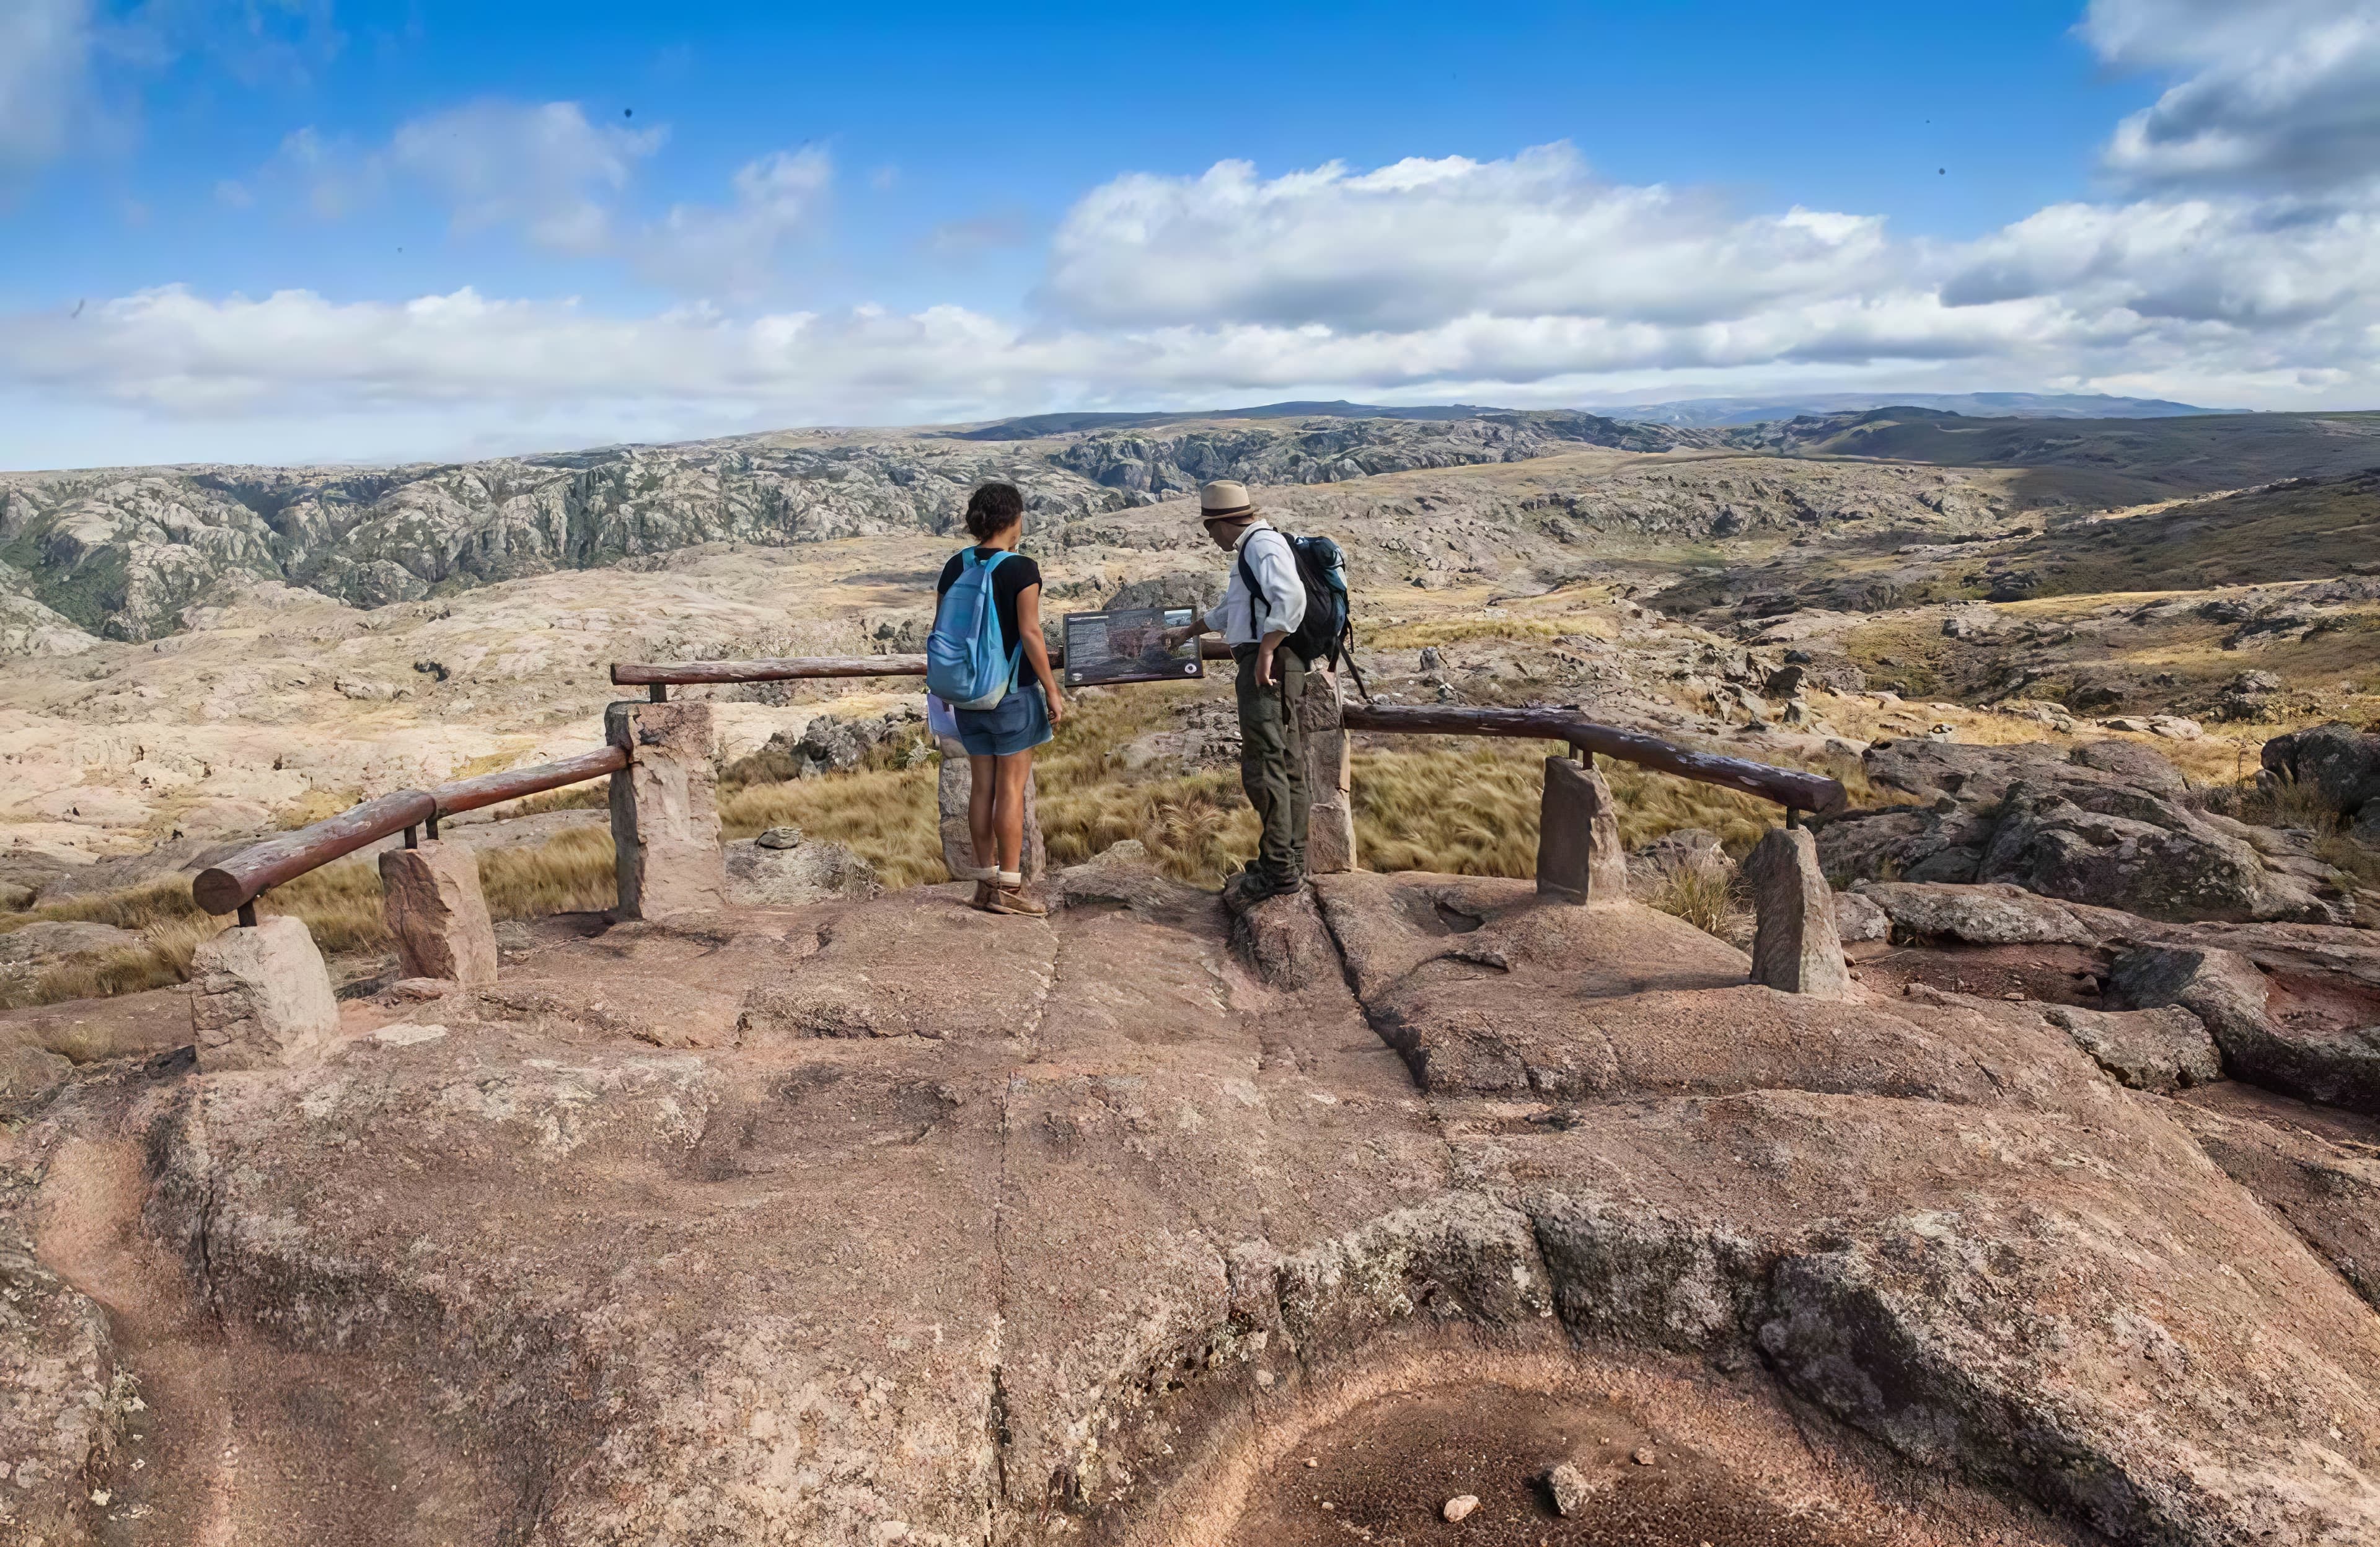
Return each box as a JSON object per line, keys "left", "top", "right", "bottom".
{"left": 1062, "top": 607, "right": 1204, "bottom": 687}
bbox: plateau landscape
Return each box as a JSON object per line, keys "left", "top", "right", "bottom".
{"left": 7, "top": 398, "right": 2380, "bottom": 1546}
{"left": 8, "top": 1, "right": 2380, "bottom": 1544}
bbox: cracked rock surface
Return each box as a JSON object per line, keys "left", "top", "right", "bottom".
{"left": 4, "top": 852, "right": 2379, "bottom": 1546}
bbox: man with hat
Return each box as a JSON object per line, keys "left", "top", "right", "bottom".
{"left": 1166, "top": 480, "right": 1310, "bottom": 902}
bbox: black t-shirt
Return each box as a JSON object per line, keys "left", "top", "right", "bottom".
{"left": 936, "top": 547, "right": 1042, "bottom": 657}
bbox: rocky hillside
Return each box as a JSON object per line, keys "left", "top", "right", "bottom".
{"left": 1724, "top": 405, "right": 2380, "bottom": 509}
{"left": 0, "top": 412, "right": 1697, "bottom": 645}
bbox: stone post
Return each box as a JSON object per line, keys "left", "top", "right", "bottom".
{"left": 1537, "top": 754, "right": 1629, "bottom": 904}
{"left": 1298, "top": 665, "right": 1357, "bottom": 875}
{"left": 607, "top": 700, "right": 726, "bottom": 919}
{"left": 937, "top": 739, "right": 1047, "bottom": 881}
{"left": 189, "top": 915, "right": 340, "bottom": 1070}
{"left": 1743, "top": 826, "right": 1851, "bottom": 998}
{"left": 379, "top": 840, "right": 498, "bottom": 985}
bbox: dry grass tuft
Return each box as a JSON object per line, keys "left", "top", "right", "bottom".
{"left": 2240, "top": 771, "right": 2343, "bottom": 832}
{"left": 723, "top": 767, "right": 945, "bottom": 888}
{"left": 0, "top": 827, "right": 621, "bottom": 1010}
{"left": 1368, "top": 617, "right": 1600, "bottom": 649}
{"left": 1640, "top": 861, "right": 1748, "bottom": 944}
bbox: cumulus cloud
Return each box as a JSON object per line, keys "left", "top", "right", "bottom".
{"left": 390, "top": 100, "right": 664, "bottom": 253}
{"left": 261, "top": 102, "right": 826, "bottom": 297}
{"left": 2086, "top": 0, "right": 2380, "bottom": 190}
{"left": 8, "top": 5, "right": 2380, "bottom": 464}
{"left": 632, "top": 147, "right": 832, "bottom": 298}
{"left": 1046, "top": 144, "right": 1897, "bottom": 332}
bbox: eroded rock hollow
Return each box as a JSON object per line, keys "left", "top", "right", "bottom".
{"left": 6, "top": 845, "right": 2379, "bottom": 1545}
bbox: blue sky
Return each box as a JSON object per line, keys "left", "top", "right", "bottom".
{"left": 3, "top": 0, "right": 2377, "bottom": 467}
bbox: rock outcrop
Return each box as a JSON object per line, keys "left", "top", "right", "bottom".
{"left": 4, "top": 855, "right": 2380, "bottom": 1546}
{"left": 1818, "top": 738, "right": 2350, "bottom": 923}
{"left": 2264, "top": 721, "right": 2380, "bottom": 840}
{"left": 2114, "top": 943, "right": 2380, "bottom": 1113}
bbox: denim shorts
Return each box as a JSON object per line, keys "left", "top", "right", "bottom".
{"left": 953, "top": 681, "right": 1052, "bottom": 757}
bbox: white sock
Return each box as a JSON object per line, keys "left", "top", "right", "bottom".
{"left": 996, "top": 870, "right": 1023, "bottom": 887}
{"left": 959, "top": 864, "right": 997, "bottom": 881}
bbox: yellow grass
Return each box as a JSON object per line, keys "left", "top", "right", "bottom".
{"left": 1367, "top": 616, "right": 1611, "bottom": 649}
{"left": 0, "top": 827, "right": 620, "bottom": 1010}
{"left": 4, "top": 688, "right": 1874, "bottom": 1008}
{"left": 1639, "top": 862, "right": 1747, "bottom": 943}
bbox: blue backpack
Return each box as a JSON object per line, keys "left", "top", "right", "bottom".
{"left": 926, "top": 549, "right": 1022, "bottom": 710}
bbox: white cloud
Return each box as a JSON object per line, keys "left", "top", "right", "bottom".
{"left": 633, "top": 147, "right": 832, "bottom": 298}
{"left": 263, "top": 103, "right": 826, "bottom": 298}
{"left": 389, "top": 100, "right": 664, "bottom": 253}
{"left": 9, "top": 6, "right": 2380, "bottom": 465}
{"left": 0, "top": 0, "right": 94, "bottom": 170}
{"left": 1046, "top": 145, "right": 1902, "bottom": 333}
{"left": 2085, "top": 0, "right": 2380, "bottom": 190}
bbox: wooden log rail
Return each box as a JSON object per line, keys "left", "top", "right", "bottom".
{"left": 196, "top": 664, "right": 1838, "bottom": 927}
{"left": 610, "top": 640, "right": 1239, "bottom": 697}
{"left": 193, "top": 744, "right": 629, "bottom": 922}
{"left": 1342, "top": 703, "right": 1847, "bottom": 816}
{"left": 608, "top": 654, "right": 1844, "bottom": 815}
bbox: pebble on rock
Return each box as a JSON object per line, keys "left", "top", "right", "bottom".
{"left": 1443, "top": 1494, "right": 1480, "bottom": 1522}
{"left": 1632, "top": 1447, "right": 1656, "bottom": 1465}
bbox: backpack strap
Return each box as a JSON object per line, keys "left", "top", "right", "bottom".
{"left": 1236, "top": 528, "right": 1293, "bottom": 630}
{"left": 966, "top": 547, "right": 1026, "bottom": 687}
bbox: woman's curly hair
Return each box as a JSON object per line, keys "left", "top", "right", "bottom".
{"left": 964, "top": 482, "right": 1026, "bottom": 542}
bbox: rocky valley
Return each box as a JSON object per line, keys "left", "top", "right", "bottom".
{"left": 4, "top": 404, "right": 2380, "bottom": 1546}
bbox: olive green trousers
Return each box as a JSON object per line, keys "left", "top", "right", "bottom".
{"left": 1233, "top": 644, "right": 1310, "bottom": 880}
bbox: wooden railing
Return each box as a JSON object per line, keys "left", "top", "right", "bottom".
{"left": 1341, "top": 705, "right": 1846, "bottom": 814}
{"left": 192, "top": 745, "right": 628, "bottom": 922}
{"left": 609, "top": 655, "right": 1846, "bottom": 816}
{"left": 192, "top": 653, "right": 1843, "bottom": 927}
{"left": 610, "top": 641, "right": 1239, "bottom": 698}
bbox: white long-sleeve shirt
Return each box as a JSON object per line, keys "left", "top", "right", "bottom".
{"left": 1203, "top": 521, "right": 1305, "bottom": 645}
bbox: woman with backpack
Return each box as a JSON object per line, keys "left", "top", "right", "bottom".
{"left": 929, "top": 482, "right": 1066, "bottom": 916}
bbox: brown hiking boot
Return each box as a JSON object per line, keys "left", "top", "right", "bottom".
{"left": 987, "top": 882, "right": 1047, "bottom": 917}
{"left": 969, "top": 880, "right": 995, "bottom": 911}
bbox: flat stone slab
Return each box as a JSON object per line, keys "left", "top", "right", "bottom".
{"left": 10, "top": 857, "right": 2380, "bottom": 1547}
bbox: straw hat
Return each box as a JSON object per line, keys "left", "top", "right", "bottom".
{"left": 1198, "top": 480, "right": 1258, "bottom": 521}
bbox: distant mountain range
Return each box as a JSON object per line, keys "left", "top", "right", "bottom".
{"left": 951, "top": 392, "right": 2219, "bottom": 440}
{"left": 1581, "top": 392, "right": 2218, "bottom": 426}
{"left": 948, "top": 401, "right": 1512, "bottom": 439}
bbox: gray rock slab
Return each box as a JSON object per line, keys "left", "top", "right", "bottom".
{"left": 2168, "top": 1088, "right": 2380, "bottom": 1308}
{"left": 188, "top": 915, "right": 340, "bottom": 1070}
{"left": 2115, "top": 944, "right": 2380, "bottom": 1112}
{"left": 0, "top": 1248, "right": 124, "bottom": 1544}
{"left": 1536, "top": 756, "right": 1628, "bottom": 905}
{"left": 2043, "top": 1004, "right": 2221, "bottom": 1091}
{"left": 722, "top": 834, "right": 880, "bottom": 908}
{"left": 1744, "top": 827, "right": 1850, "bottom": 998}
{"left": 379, "top": 839, "right": 499, "bottom": 986}
{"left": 1474, "top": 1086, "right": 2380, "bottom": 1546}
{"left": 1856, "top": 881, "right": 2094, "bottom": 945}
{"left": 1833, "top": 890, "right": 1889, "bottom": 943}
